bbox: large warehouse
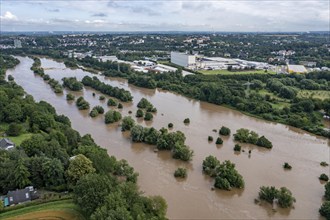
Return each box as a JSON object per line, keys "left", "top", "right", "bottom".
{"left": 287, "top": 65, "right": 307, "bottom": 73}
{"left": 170, "top": 52, "right": 196, "bottom": 68}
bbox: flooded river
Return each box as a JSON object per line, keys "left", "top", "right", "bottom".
{"left": 7, "top": 56, "right": 329, "bottom": 219}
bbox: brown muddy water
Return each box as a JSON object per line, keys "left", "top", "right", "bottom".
{"left": 7, "top": 57, "right": 329, "bottom": 219}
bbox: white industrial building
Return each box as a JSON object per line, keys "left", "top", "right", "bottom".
{"left": 14, "top": 39, "right": 22, "bottom": 48}
{"left": 98, "top": 56, "right": 118, "bottom": 62}
{"left": 198, "top": 57, "right": 239, "bottom": 70}
{"left": 170, "top": 52, "right": 196, "bottom": 68}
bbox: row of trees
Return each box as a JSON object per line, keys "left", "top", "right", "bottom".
{"left": 30, "top": 57, "right": 63, "bottom": 93}
{"left": 81, "top": 76, "right": 133, "bottom": 102}
{"left": 30, "top": 57, "right": 44, "bottom": 75}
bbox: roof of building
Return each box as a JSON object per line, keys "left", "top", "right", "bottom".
{"left": 287, "top": 65, "right": 307, "bottom": 73}
{"left": 171, "top": 51, "right": 195, "bottom": 57}
{"left": 0, "top": 138, "right": 15, "bottom": 149}
{"left": 7, "top": 187, "right": 32, "bottom": 205}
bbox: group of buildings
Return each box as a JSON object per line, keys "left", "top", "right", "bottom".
{"left": 170, "top": 51, "right": 272, "bottom": 71}
{"left": 169, "top": 51, "right": 325, "bottom": 74}
{"left": 62, "top": 49, "right": 327, "bottom": 75}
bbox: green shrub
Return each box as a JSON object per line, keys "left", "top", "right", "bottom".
{"left": 7, "top": 75, "right": 14, "bottom": 81}
{"left": 202, "top": 155, "right": 220, "bottom": 177}
{"left": 325, "top": 182, "right": 330, "bottom": 200}
{"left": 234, "top": 144, "right": 241, "bottom": 152}
{"left": 283, "top": 162, "right": 292, "bottom": 170}
{"left": 42, "top": 74, "right": 50, "bottom": 81}
{"left": 259, "top": 186, "right": 278, "bottom": 204}
{"left": 320, "top": 161, "right": 329, "bottom": 167}
{"left": 121, "top": 116, "right": 135, "bottom": 131}
{"left": 183, "top": 118, "right": 190, "bottom": 124}
{"left": 216, "top": 137, "right": 223, "bottom": 145}
{"left": 213, "top": 160, "right": 244, "bottom": 190}
{"left": 174, "top": 168, "right": 187, "bottom": 178}
{"left": 66, "top": 93, "right": 75, "bottom": 101}
{"left": 144, "top": 112, "right": 153, "bottom": 121}
{"left": 107, "top": 98, "right": 118, "bottom": 106}
{"left": 319, "top": 201, "right": 330, "bottom": 219}
{"left": 6, "top": 123, "right": 23, "bottom": 136}
{"left": 256, "top": 136, "right": 273, "bottom": 149}
{"left": 104, "top": 110, "right": 122, "bottom": 124}
{"left": 277, "top": 187, "right": 296, "bottom": 208}
{"left": 76, "top": 97, "right": 90, "bottom": 110}
{"left": 136, "top": 109, "right": 144, "bottom": 118}
{"left": 219, "top": 126, "right": 230, "bottom": 136}
{"left": 320, "top": 174, "right": 329, "bottom": 182}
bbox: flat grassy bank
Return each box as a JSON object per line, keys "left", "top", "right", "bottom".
{"left": 0, "top": 199, "right": 85, "bottom": 220}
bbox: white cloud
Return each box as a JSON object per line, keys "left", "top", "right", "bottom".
{"left": 0, "top": 1, "right": 329, "bottom": 31}
{"left": 0, "top": 11, "right": 18, "bottom": 21}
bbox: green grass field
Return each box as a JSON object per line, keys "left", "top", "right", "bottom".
{"left": 199, "top": 69, "right": 275, "bottom": 75}
{"left": 298, "top": 90, "right": 330, "bottom": 100}
{"left": 0, "top": 123, "right": 33, "bottom": 146}
{"left": 6, "top": 133, "right": 33, "bottom": 146}
{"left": 0, "top": 199, "right": 85, "bottom": 220}
{"left": 257, "top": 89, "right": 291, "bottom": 109}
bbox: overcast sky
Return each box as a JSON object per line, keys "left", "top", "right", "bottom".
{"left": 1, "top": 0, "right": 329, "bottom": 32}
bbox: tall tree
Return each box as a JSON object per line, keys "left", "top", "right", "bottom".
{"left": 66, "top": 154, "right": 95, "bottom": 185}
{"left": 12, "top": 159, "right": 31, "bottom": 189}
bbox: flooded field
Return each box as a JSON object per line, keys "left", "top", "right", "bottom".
{"left": 7, "top": 56, "right": 329, "bottom": 219}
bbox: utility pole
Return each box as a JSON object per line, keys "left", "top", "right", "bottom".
{"left": 243, "top": 80, "right": 254, "bottom": 98}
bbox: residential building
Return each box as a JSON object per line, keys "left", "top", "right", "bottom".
{"left": 0, "top": 138, "right": 15, "bottom": 150}
{"left": 2, "top": 186, "right": 38, "bottom": 207}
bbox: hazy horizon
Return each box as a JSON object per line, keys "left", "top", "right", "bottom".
{"left": 1, "top": 0, "right": 329, "bottom": 32}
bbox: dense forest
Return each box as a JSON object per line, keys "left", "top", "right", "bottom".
{"left": 0, "top": 55, "right": 167, "bottom": 219}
